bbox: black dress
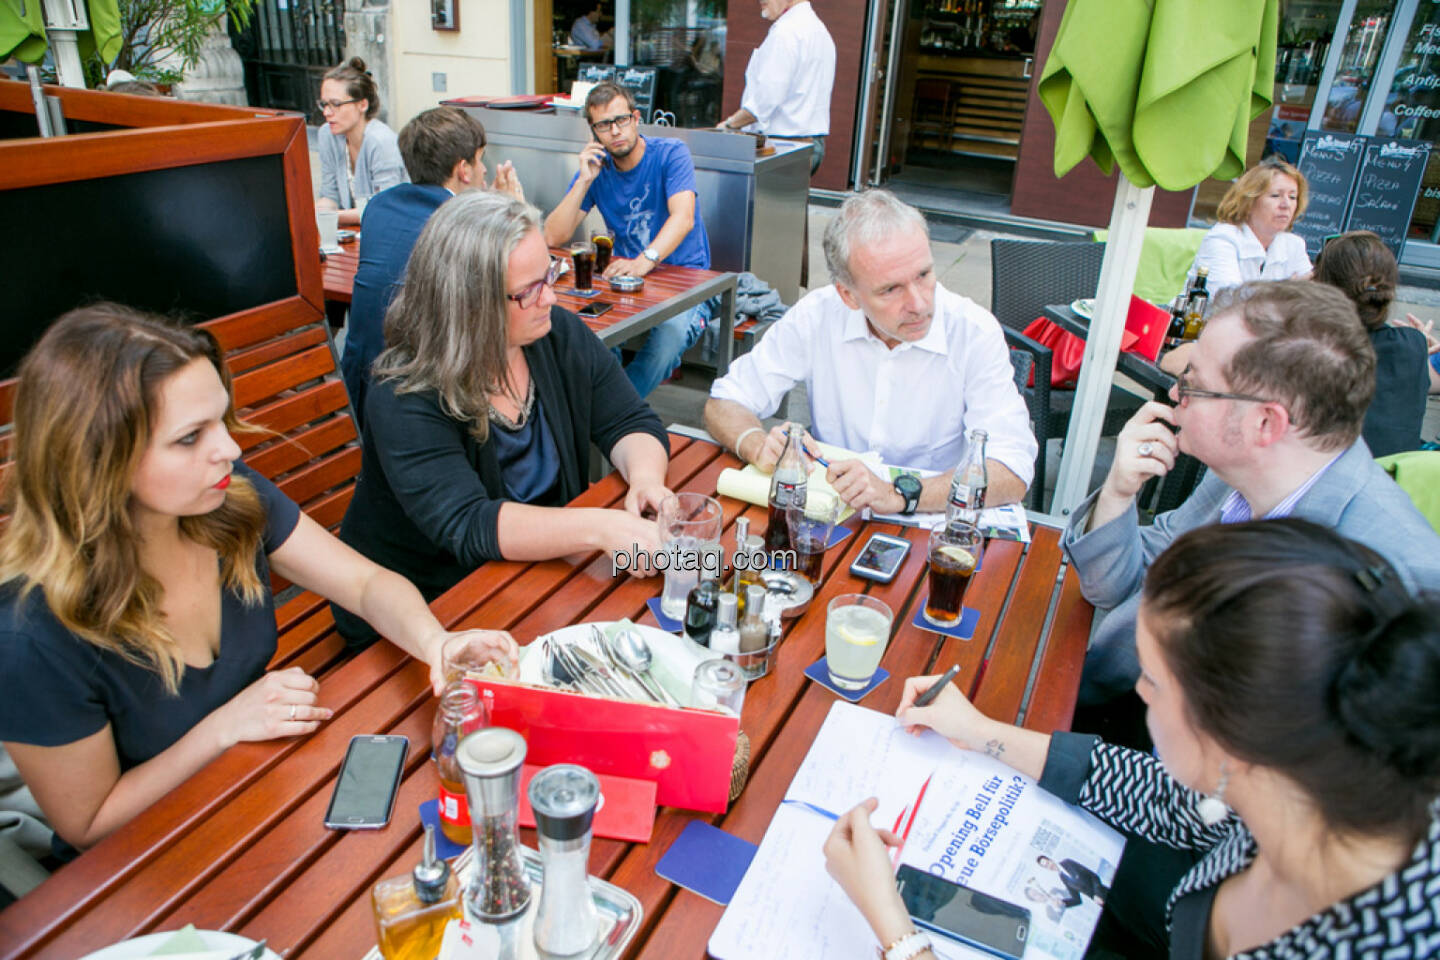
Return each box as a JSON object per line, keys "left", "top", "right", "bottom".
{"left": 1363, "top": 325, "right": 1429, "bottom": 458}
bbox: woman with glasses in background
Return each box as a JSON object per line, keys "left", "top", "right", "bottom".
{"left": 332, "top": 191, "right": 672, "bottom": 650}
{"left": 316, "top": 57, "right": 409, "bottom": 227}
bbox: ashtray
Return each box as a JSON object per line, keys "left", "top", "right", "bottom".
{"left": 608, "top": 275, "right": 644, "bottom": 293}
{"left": 759, "top": 569, "right": 813, "bottom": 618}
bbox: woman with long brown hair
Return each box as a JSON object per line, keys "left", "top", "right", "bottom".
{"left": 0, "top": 305, "right": 516, "bottom": 856}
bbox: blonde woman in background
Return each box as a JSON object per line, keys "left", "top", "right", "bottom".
{"left": 1189, "top": 157, "right": 1313, "bottom": 294}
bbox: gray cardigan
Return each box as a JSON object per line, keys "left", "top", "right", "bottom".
{"left": 317, "top": 118, "right": 409, "bottom": 209}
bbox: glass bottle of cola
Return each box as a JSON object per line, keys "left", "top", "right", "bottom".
{"left": 766, "top": 425, "right": 807, "bottom": 556}
{"left": 945, "top": 429, "right": 988, "bottom": 533}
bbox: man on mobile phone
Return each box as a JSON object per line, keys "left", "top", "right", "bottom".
{"left": 542, "top": 82, "right": 714, "bottom": 398}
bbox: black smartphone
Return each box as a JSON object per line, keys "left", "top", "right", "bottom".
{"left": 849, "top": 532, "right": 911, "bottom": 583}
{"left": 323, "top": 734, "right": 409, "bottom": 830}
{"left": 578, "top": 301, "right": 614, "bottom": 317}
{"left": 896, "top": 865, "right": 1031, "bottom": 960}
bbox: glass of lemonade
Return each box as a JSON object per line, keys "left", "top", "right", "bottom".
{"left": 825, "top": 594, "right": 894, "bottom": 690}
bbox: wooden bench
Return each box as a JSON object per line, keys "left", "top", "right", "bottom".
{"left": 0, "top": 302, "right": 361, "bottom": 680}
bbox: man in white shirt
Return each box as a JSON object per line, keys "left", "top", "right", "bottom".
{"left": 704, "top": 190, "right": 1037, "bottom": 516}
{"left": 717, "top": 0, "right": 836, "bottom": 176}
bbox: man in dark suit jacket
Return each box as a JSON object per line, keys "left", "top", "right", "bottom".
{"left": 339, "top": 106, "right": 524, "bottom": 424}
{"left": 1038, "top": 855, "right": 1108, "bottom": 906}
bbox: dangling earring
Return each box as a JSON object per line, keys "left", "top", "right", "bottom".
{"left": 1197, "top": 761, "right": 1230, "bottom": 827}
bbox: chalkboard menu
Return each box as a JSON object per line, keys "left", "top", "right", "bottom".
{"left": 1295, "top": 131, "right": 1366, "bottom": 256}
{"left": 575, "top": 63, "right": 658, "bottom": 121}
{"left": 1347, "top": 138, "right": 1432, "bottom": 259}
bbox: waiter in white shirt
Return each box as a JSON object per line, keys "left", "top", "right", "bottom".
{"left": 703, "top": 190, "right": 1037, "bottom": 516}
{"left": 718, "top": 0, "right": 836, "bottom": 176}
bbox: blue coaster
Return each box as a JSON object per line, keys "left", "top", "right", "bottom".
{"left": 827, "top": 525, "right": 854, "bottom": 549}
{"left": 418, "top": 799, "right": 469, "bottom": 860}
{"left": 655, "top": 820, "right": 757, "bottom": 906}
{"left": 645, "top": 596, "right": 684, "bottom": 633}
{"left": 562, "top": 286, "right": 600, "bottom": 298}
{"left": 804, "top": 657, "right": 890, "bottom": 702}
{"left": 911, "top": 603, "right": 980, "bottom": 640}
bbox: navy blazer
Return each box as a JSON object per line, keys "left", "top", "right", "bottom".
{"left": 339, "top": 182, "right": 453, "bottom": 424}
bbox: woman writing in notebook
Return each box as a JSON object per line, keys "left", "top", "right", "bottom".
{"left": 824, "top": 519, "right": 1440, "bottom": 960}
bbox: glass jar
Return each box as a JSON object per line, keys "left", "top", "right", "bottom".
{"left": 456, "top": 726, "right": 532, "bottom": 922}
{"left": 432, "top": 680, "right": 488, "bottom": 847}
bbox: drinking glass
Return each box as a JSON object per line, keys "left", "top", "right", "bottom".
{"left": 658, "top": 493, "right": 723, "bottom": 620}
{"left": 315, "top": 209, "right": 339, "bottom": 249}
{"left": 590, "top": 230, "right": 614, "bottom": 273}
{"left": 825, "top": 594, "right": 893, "bottom": 690}
{"left": 441, "top": 633, "right": 513, "bottom": 682}
{"left": 925, "top": 524, "right": 982, "bottom": 627}
{"left": 785, "top": 492, "right": 841, "bottom": 584}
{"left": 691, "top": 659, "right": 746, "bottom": 716}
{"left": 571, "top": 241, "right": 596, "bottom": 292}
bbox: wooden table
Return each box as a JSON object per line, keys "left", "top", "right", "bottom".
{"left": 323, "top": 242, "right": 739, "bottom": 375}
{"left": 0, "top": 436, "right": 1091, "bottom": 959}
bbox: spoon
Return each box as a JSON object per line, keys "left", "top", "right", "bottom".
{"left": 607, "top": 627, "right": 679, "bottom": 707}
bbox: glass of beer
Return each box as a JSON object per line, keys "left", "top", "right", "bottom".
{"left": 785, "top": 493, "right": 840, "bottom": 584}
{"left": 825, "top": 594, "right": 893, "bottom": 690}
{"left": 590, "top": 231, "right": 614, "bottom": 274}
{"left": 924, "top": 524, "right": 982, "bottom": 627}
{"left": 570, "top": 241, "right": 596, "bottom": 292}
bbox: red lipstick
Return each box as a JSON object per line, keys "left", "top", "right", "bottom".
{"left": 214, "top": 474, "right": 231, "bottom": 491}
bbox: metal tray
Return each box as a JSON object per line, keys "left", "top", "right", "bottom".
{"left": 361, "top": 843, "right": 640, "bottom": 960}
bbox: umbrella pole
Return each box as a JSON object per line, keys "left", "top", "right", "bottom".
{"left": 1050, "top": 174, "right": 1153, "bottom": 517}
{"left": 41, "top": 0, "right": 89, "bottom": 88}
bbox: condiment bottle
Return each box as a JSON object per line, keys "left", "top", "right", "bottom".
{"left": 684, "top": 578, "right": 722, "bottom": 647}
{"left": 739, "top": 584, "right": 769, "bottom": 654}
{"left": 766, "top": 425, "right": 807, "bottom": 556}
{"left": 710, "top": 592, "right": 741, "bottom": 655}
{"left": 732, "top": 523, "right": 766, "bottom": 617}
{"left": 528, "top": 764, "right": 601, "bottom": 955}
{"left": 1182, "top": 267, "right": 1210, "bottom": 340}
{"left": 432, "top": 680, "right": 488, "bottom": 847}
{"left": 456, "top": 727, "right": 532, "bottom": 922}
{"left": 372, "top": 824, "right": 463, "bottom": 960}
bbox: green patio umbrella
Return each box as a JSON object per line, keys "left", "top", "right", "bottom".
{"left": 1034, "top": 0, "right": 1279, "bottom": 513}
{"left": 1, "top": 0, "right": 123, "bottom": 70}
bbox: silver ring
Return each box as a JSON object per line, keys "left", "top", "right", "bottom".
{"left": 1138, "top": 441, "right": 1154, "bottom": 457}
{"left": 288, "top": 704, "right": 297, "bottom": 721}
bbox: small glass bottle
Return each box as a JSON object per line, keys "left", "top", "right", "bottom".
{"left": 1165, "top": 294, "right": 1188, "bottom": 349}
{"left": 945, "top": 429, "right": 989, "bottom": 533}
{"left": 529, "top": 764, "right": 602, "bottom": 955}
{"left": 684, "top": 578, "right": 722, "bottom": 647}
{"left": 456, "top": 726, "right": 532, "bottom": 922}
{"left": 766, "top": 425, "right": 807, "bottom": 556}
{"left": 739, "top": 584, "right": 769, "bottom": 654}
{"left": 733, "top": 526, "right": 766, "bottom": 617}
{"left": 1182, "top": 267, "right": 1210, "bottom": 340}
{"left": 371, "top": 824, "right": 462, "bottom": 960}
{"left": 432, "top": 680, "right": 488, "bottom": 847}
{"left": 710, "top": 592, "right": 741, "bottom": 655}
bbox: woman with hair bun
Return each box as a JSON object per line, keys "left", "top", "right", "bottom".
{"left": 824, "top": 519, "right": 1440, "bottom": 959}
{"left": 316, "top": 56, "right": 409, "bottom": 226}
{"left": 0, "top": 305, "right": 516, "bottom": 857}
{"left": 1313, "top": 230, "right": 1430, "bottom": 456}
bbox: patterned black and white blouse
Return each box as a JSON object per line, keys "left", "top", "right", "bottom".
{"left": 1038, "top": 732, "right": 1440, "bottom": 959}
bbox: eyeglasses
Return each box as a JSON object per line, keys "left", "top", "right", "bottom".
{"left": 506, "top": 257, "right": 563, "bottom": 308}
{"left": 1174, "top": 366, "right": 1272, "bottom": 405}
{"left": 590, "top": 113, "right": 634, "bottom": 135}
{"left": 317, "top": 98, "right": 359, "bottom": 113}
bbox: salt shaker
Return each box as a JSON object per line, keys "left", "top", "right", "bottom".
{"left": 528, "top": 763, "right": 601, "bottom": 955}
{"left": 455, "top": 726, "right": 532, "bottom": 922}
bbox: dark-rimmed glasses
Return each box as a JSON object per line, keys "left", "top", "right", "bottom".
{"left": 506, "top": 257, "right": 563, "bottom": 308}
{"left": 1175, "top": 366, "right": 1272, "bottom": 405}
{"left": 590, "top": 113, "right": 634, "bottom": 135}
{"left": 317, "top": 98, "right": 359, "bottom": 113}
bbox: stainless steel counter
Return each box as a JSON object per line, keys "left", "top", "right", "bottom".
{"left": 458, "top": 106, "right": 812, "bottom": 305}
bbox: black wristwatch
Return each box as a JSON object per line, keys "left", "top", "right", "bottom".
{"left": 893, "top": 474, "right": 922, "bottom": 515}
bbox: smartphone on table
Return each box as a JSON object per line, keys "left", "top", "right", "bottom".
{"left": 895, "top": 864, "right": 1031, "bottom": 960}
{"left": 849, "top": 532, "right": 911, "bottom": 583}
{"left": 578, "top": 301, "right": 613, "bottom": 317}
{"left": 323, "top": 734, "right": 409, "bottom": 830}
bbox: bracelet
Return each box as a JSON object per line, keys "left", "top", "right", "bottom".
{"left": 877, "top": 930, "right": 933, "bottom": 960}
{"left": 733, "top": 426, "right": 764, "bottom": 462}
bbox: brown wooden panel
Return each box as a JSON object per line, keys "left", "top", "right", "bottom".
{"left": 0, "top": 81, "right": 287, "bottom": 131}
{"left": 200, "top": 298, "right": 324, "bottom": 353}
{"left": 300, "top": 486, "right": 354, "bottom": 532}
{"left": 274, "top": 447, "right": 362, "bottom": 507}
{"left": 1023, "top": 561, "right": 1092, "bottom": 733}
{"left": 245, "top": 416, "right": 357, "bottom": 482}
{"left": 240, "top": 381, "right": 351, "bottom": 449}
{"left": 225, "top": 325, "right": 329, "bottom": 375}
{"left": 275, "top": 590, "right": 330, "bottom": 636}
{"left": 269, "top": 604, "right": 339, "bottom": 670}
{"left": 972, "top": 527, "right": 1065, "bottom": 722}
{"left": 230, "top": 346, "right": 335, "bottom": 411}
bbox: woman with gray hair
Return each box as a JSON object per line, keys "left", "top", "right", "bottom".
{"left": 333, "top": 191, "right": 671, "bottom": 649}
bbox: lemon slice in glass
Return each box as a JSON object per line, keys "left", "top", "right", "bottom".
{"left": 835, "top": 622, "right": 880, "bottom": 646}
{"left": 936, "top": 545, "right": 977, "bottom": 570}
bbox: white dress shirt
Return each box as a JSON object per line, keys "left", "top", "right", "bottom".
{"left": 740, "top": 1, "right": 836, "bottom": 137}
{"left": 711, "top": 284, "right": 1038, "bottom": 482}
{"left": 1188, "top": 222, "right": 1311, "bottom": 293}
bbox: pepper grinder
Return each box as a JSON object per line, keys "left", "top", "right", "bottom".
{"left": 528, "top": 763, "right": 601, "bottom": 955}
{"left": 455, "top": 726, "right": 532, "bottom": 922}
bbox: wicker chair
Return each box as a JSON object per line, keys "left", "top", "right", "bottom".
{"left": 990, "top": 239, "right": 1147, "bottom": 511}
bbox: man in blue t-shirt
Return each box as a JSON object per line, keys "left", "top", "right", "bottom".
{"left": 543, "top": 82, "right": 715, "bottom": 397}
